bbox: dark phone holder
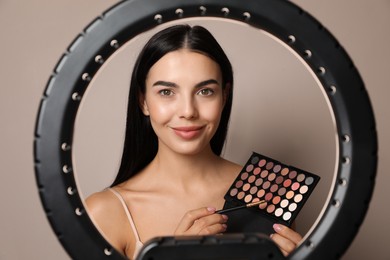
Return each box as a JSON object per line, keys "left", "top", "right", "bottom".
{"left": 136, "top": 233, "right": 285, "bottom": 260}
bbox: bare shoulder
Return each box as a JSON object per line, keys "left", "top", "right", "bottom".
{"left": 85, "top": 189, "right": 131, "bottom": 255}
{"left": 85, "top": 189, "right": 118, "bottom": 217}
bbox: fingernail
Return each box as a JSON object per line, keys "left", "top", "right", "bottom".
{"left": 207, "top": 207, "right": 216, "bottom": 212}
{"left": 273, "top": 223, "right": 282, "bottom": 232}
{"left": 270, "top": 233, "right": 274, "bottom": 238}
{"left": 222, "top": 214, "right": 229, "bottom": 220}
{"left": 222, "top": 224, "right": 227, "bottom": 229}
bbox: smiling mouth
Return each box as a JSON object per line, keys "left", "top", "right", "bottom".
{"left": 171, "top": 126, "right": 204, "bottom": 139}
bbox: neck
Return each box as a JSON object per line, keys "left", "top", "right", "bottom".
{"left": 147, "top": 145, "right": 223, "bottom": 193}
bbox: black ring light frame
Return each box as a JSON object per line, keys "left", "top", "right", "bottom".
{"left": 34, "top": 0, "right": 377, "bottom": 259}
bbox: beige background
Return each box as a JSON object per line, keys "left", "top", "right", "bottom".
{"left": 0, "top": 0, "right": 389, "bottom": 259}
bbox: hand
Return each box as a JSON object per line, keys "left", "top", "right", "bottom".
{"left": 270, "top": 223, "right": 302, "bottom": 256}
{"left": 174, "top": 207, "right": 228, "bottom": 236}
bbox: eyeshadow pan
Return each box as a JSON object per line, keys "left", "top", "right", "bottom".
{"left": 237, "top": 191, "right": 245, "bottom": 200}
{"left": 246, "top": 164, "right": 254, "bottom": 172}
{"left": 280, "top": 199, "right": 289, "bottom": 208}
{"left": 250, "top": 186, "right": 258, "bottom": 194}
{"left": 281, "top": 168, "right": 289, "bottom": 176}
{"left": 283, "top": 212, "right": 292, "bottom": 221}
{"left": 286, "top": 191, "right": 294, "bottom": 199}
{"left": 255, "top": 178, "right": 263, "bottom": 186}
{"left": 223, "top": 152, "right": 320, "bottom": 228}
{"left": 230, "top": 188, "right": 238, "bottom": 197}
{"left": 288, "top": 203, "right": 297, "bottom": 212}
{"left": 267, "top": 204, "right": 275, "bottom": 213}
{"left": 294, "top": 194, "right": 303, "bottom": 203}
{"left": 275, "top": 208, "right": 283, "bottom": 217}
{"left": 266, "top": 161, "right": 274, "bottom": 170}
{"left": 278, "top": 187, "right": 287, "bottom": 196}
{"left": 300, "top": 185, "right": 308, "bottom": 194}
{"left": 241, "top": 172, "right": 249, "bottom": 180}
{"left": 268, "top": 173, "right": 276, "bottom": 181}
{"left": 259, "top": 201, "right": 267, "bottom": 210}
{"left": 273, "top": 164, "right": 282, "bottom": 173}
{"left": 289, "top": 170, "right": 297, "bottom": 179}
{"left": 257, "top": 189, "right": 265, "bottom": 198}
{"left": 262, "top": 181, "right": 271, "bottom": 189}
{"left": 272, "top": 196, "right": 281, "bottom": 205}
{"left": 235, "top": 180, "right": 244, "bottom": 188}
{"left": 291, "top": 182, "right": 300, "bottom": 191}
{"left": 305, "top": 176, "right": 314, "bottom": 185}
{"left": 283, "top": 179, "right": 292, "bottom": 188}
{"left": 297, "top": 174, "right": 305, "bottom": 182}
{"left": 270, "top": 184, "right": 278, "bottom": 193}
{"left": 244, "top": 194, "right": 252, "bottom": 203}
{"left": 260, "top": 170, "right": 268, "bottom": 178}
{"left": 258, "top": 159, "right": 266, "bottom": 167}
{"left": 248, "top": 175, "right": 256, "bottom": 184}
{"left": 251, "top": 156, "right": 260, "bottom": 164}
{"left": 265, "top": 192, "right": 273, "bottom": 201}
{"left": 253, "top": 167, "right": 261, "bottom": 175}
{"left": 275, "top": 176, "right": 284, "bottom": 184}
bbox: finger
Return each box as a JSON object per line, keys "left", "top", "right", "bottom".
{"left": 175, "top": 207, "right": 216, "bottom": 234}
{"left": 270, "top": 224, "right": 302, "bottom": 256}
{"left": 273, "top": 224, "right": 302, "bottom": 244}
{"left": 198, "top": 223, "right": 228, "bottom": 235}
{"left": 270, "top": 233, "right": 296, "bottom": 256}
{"left": 189, "top": 214, "right": 228, "bottom": 233}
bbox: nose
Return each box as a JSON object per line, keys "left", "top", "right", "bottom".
{"left": 179, "top": 94, "right": 198, "bottom": 119}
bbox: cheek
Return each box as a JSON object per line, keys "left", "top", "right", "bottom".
{"left": 147, "top": 100, "right": 174, "bottom": 122}
{"left": 201, "top": 100, "right": 224, "bottom": 122}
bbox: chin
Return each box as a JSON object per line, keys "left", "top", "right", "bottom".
{"left": 170, "top": 141, "right": 212, "bottom": 156}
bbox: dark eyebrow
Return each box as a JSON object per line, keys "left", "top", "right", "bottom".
{"left": 152, "top": 81, "right": 178, "bottom": 87}
{"left": 152, "top": 79, "right": 220, "bottom": 88}
{"left": 194, "top": 79, "right": 220, "bottom": 88}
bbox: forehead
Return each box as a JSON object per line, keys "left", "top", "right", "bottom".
{"left": 146, "top": 49, "right": 222, "bottom": 81}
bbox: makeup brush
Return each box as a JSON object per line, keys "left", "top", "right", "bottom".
{"left": 216, "top": 200, "right": 267, "bottom": 214}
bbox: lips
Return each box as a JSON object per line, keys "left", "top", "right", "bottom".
{"left": 171, "top": 126, "right": 204, "bottom": 139}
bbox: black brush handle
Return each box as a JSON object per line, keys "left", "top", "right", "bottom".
{"left": 215, "top": 205, "right": 246, "bottom": 214}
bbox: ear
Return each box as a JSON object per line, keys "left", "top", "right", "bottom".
{"left": 139, "top": 93, "right": 150, "bottom": 116}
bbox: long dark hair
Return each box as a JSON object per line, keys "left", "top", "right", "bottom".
{"left": 111, "top": 25, "right": 234, "bottom": 186}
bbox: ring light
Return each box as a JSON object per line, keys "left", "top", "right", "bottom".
{"left": 34, "top": 0, "right": 377, "bottom": 259}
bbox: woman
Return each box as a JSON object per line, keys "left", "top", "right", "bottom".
{"left": 86, "top": 24, "right": 302, "bottom": 259}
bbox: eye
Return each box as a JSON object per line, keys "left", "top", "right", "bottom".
{"left": 159, "top": 89, "right": 174, "bottom": 96}
{"left": 198, "top": 88, "right": 214, "bottom": 96}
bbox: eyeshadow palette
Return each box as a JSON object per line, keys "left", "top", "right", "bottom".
{"left": 222, "top": 152, "right": 320, "bottom": 233}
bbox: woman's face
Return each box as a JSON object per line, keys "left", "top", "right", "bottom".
{"left": 141, "top": 49, "right": 225, "bottom": 156}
